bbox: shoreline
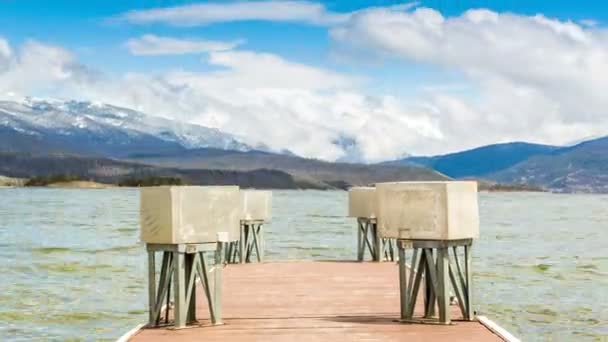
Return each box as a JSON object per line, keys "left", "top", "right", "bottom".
{"left": 3, "top": 182, "right": 548, "bottom": 192}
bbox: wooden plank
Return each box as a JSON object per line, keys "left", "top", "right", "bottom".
{"left": 130, "top": 261, "right": 503, "bottom": 342}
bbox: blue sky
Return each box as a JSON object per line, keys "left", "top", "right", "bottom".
{"left": 0, "top": 1, "right": 607, "bottom": 160}
{"left": 1, "top": 0, "right": 604, "bottom": 75}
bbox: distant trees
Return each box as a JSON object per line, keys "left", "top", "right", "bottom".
{"left": 117, "top": 176, "right": 184, "bottom": 187}
{"left": 25, "top": 174, "right": 84, "bottom": 186}
{"left": 23, "top": 174, "right": 185, "bottom": 187}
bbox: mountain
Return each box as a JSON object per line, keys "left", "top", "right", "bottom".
{"left": 0, "top": 97, "right": 448, "bottom": 189}
{"left": 0, "top": 151, "right": 447, "bottom": 189}
{"left": 125, "top": 148, "right": 448, "bottom": 188}
{"left": 0, "top": 152, "right": 333, "bottom": 189}
{"left": 384, "top": 137, "right": 608, "bottom": 193}
{"left": 0, "top": 98, "right": 251, "bottom": 157}
{"left": 384, "top": 142, "right": 560, "bottom": 178}
{"left": 490, "top": 136, "right": 608, "bottom": 193}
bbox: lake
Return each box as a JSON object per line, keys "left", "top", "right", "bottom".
{"left": 0, "top": 189, "right": 606, "bottom": 341}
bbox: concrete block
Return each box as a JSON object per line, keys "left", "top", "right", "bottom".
{"left": 348, "top": 187, "right": 377, "bottom": 218}
{"left": 140, "top": 186, "right": 241, "bottom": 244}
{"left": 376, "top": 181, "right": 479, "bottom": 240}
{"left": 241, "top": 190, "right": 272, "bottom": 221}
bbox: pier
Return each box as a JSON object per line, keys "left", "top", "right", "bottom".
{"left": 126, "top": 261, "right": 506, "bottom": 341}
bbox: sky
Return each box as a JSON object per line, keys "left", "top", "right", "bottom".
{"left": 1, "top": 0, "right": 607, "bottom": 162}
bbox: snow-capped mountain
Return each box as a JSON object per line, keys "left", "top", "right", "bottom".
{"left": 0, "top": 98, "right": 251, "bottom": 156}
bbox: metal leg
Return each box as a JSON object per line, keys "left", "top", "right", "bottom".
{"left": 259, "top": 224, "right": 265, "bottom": 261}
{"left": 423, "top": 249, "right": 436, "bottom": 318}
{"left": 225, "top": 242, "right": 232, "bottom": 263}
{"left": 239, "top": 224, "right": 245, "bottom": 264}
{"left": 173, "top": 250, "right": 187, "bottom": 328}
{"left": 407, "top": 248, "right": 419, "bottom": 316}
{"left": 251, "top": 224, "right": 261, "bottom": 262}
{"left": 453, "top": 247, "right": 468, "bottom": 314}
{"left": 383, "top": 238, "right": 395, "bottom": 262}
{"left": 165, "top": 258, "right": 172, "bottom": 325}
{"left": 363, "top": 221, "right": 375, "bottom": 260}
{"left": 198, "top": 252, "right": 217, "bottom": 324}
{"left": 448, "top": 253, "right": 467, "bottom": 319}
{"left": 185, "top": 253, "right": 196, "bottom": 323}
{"left": 245, "top": 225, "right": 253, "bottom": 263}
{"left": 407, "top": 250, "right": 425, "bottom": 318}
{"left": 357, "top": 219, "right": 364, "bottom": 261}
{"left": 230, "top": 242, "right": 238, "bottom": 263}
{"left": 398, "top": 243, "right": 407, "bottom": 319}
{"left": 153, "top": 252, "right": 172, "bottom": 326}
{"left": 465, "top": 245, "right": 473, "bottom": 320}
{"left": 373, "top": 223, "right": 382, "bottom": 262}
{"left": 437, "top": 247, "right": 450, "bottom": 324}
{"left": 147, "top": 251, "right": 156, "bottom": 326}
{"left": 214, "top": 245, "right": 223, "bottom": 324}
{"left": 424, "top": 249, "right": 438, "bottom": 318}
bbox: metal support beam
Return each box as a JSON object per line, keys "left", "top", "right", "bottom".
{"left": 356, "top": 217, "right": 395, "bottom": 262}
{"left": 173, "top": 251, "right": 187, "bottom": 328}
{"left": 397, "top": 239, "right": 474, "bottom": 325}
{"left": 147, "top": 251, "right": 156, "bottom": 326}
{"left": 145, "top": 243, "right": 220, "bottom": 328}
{"left": 228, "top": 221, "right": 265, "bottom": 264}
{"left": 398, "top": 243, "right": 407, "bottom": 319}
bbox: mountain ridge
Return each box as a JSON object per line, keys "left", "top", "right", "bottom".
{"left": 383, "top": 142, "right": 560, "bottom": 178}
{"left": 490, "top": 136, "right": 608, "bottom": 193}
{"left": 0, "top": 98, "right": 252, "bottom": 157}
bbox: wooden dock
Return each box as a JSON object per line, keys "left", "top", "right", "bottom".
{"left": 128, "top": 261, "right": 506, "bottom": 342}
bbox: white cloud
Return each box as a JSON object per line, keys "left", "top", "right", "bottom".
{"left": 0, "top": 39, "right": 93, "bottom": 98}
{"left": 2, "top": 6, "right": 608, "bottom": 161}
{"left": 198, "top": 50, "right": 358, "bottom": 90}
{"left": 331, "top": 7, "right": 608, "bottom": 151}
{"left": 0, "top": 37, "right": 440, "bottom": 161}
{"left": 0, "top": 38, "right": 12, "bottom": 70}
{"left": 125, "top": 34, "right": 243, "bottom": 55}
{"left": 77, "top": 50, "right": 437, "bottom": 161}
{"left": 119, "top": 0, "right": 348, "bottom": 26}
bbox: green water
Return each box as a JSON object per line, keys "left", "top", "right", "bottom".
{"left": 0, "top": 189, "right": 606, "bottom": 341}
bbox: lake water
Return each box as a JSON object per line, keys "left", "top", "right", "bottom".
{"left": 0, "top": 189, "right": 606, "bottom": 341}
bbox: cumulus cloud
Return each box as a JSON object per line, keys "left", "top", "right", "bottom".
{"left": 0, "top": 38, "right": 12, "bottom": 71}
{"left": 331, "top": 7, "right": 608, "bottom": 150}
{"left": 0, "top": 36, "right": 440, "bottom": 161}
{"left": 125, "top": 34, "right": 243, "bottom": 55}
{"left": 78, "top": 50, "right": 438, "bottom": 161}
{"left": 118, "top": 0, "right": 348, "bottom": 26}
{"left": 0, "top": 38, "right": 94, "bottom": 98}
